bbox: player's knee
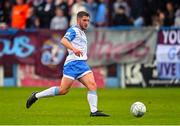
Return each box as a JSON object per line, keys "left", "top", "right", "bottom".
{"left": 88, "top": 82, "right": 97, "bottom": 91}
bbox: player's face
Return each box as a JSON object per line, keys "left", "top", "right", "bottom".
{"left": 78, "top": 16, "right": 90, "bottom": 30}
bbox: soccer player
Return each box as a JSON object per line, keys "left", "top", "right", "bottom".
{"left": 26, "top": 11, "right": 109, "bottom": 117}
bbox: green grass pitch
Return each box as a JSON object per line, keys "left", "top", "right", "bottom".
{"left": 0, "top": 87, "right": 180, "bottom": 125}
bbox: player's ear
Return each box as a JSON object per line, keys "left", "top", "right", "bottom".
{"left": 77, "top": 17, "right": 80, "bottom": 22}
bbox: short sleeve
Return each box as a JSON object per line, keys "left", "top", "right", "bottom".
{"left": 64, "top": 28, "right": 76, "bottom": 41}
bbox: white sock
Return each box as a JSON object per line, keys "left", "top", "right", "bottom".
{"left": 87, "top": 91, "right": 98, "bottom": 113}
{"left": 35, "top": 86, "right": 60, "bottom": 99}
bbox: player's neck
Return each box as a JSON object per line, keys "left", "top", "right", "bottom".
{"left": 76, "top": 25, "right": 84, "bottom": 31}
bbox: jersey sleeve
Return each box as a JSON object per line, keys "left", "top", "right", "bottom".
{"left": 64, "top": 28, "right": 76, "bottom": 42}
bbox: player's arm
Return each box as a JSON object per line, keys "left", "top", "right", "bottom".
{"left": 61, "top": 37, "right": 82, "bottom": 57}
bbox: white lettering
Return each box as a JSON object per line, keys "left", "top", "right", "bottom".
{"left": 169, "top": 31, "right": 177, "bottom": 44}
{"left": 162, "top": 31, "right": 169, "bottom": 44}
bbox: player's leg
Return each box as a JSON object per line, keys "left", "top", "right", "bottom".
{"left": 79, "top": 72, "right": 97, "bottom": 111}
{"left": 78, "top": 72, "right": 110, "bottom": 117}
{"left": 35, "top": 76, "right": 74, "bottom": 98}
{"left": 26, "top": 76, "right": 74, "bottom": 109}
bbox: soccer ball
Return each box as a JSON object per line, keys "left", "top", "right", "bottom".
{"left": 130, "top": 101, "right": 146, "bottom": 117}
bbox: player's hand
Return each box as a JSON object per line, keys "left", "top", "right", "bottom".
{"left": 72, "top": 48, "right": 83, "bottom": 57}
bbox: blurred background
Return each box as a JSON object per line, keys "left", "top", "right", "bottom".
{"left": 0, "top": 0, "right": 180, "bottom": 88}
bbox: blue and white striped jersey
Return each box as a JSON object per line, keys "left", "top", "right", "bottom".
{"left": 63, "top": 25, "right": 88, "bottom": 65}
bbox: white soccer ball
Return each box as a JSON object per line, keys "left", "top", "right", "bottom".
{"left": 130, "top": 101, "right": 146, "bottom": 117}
